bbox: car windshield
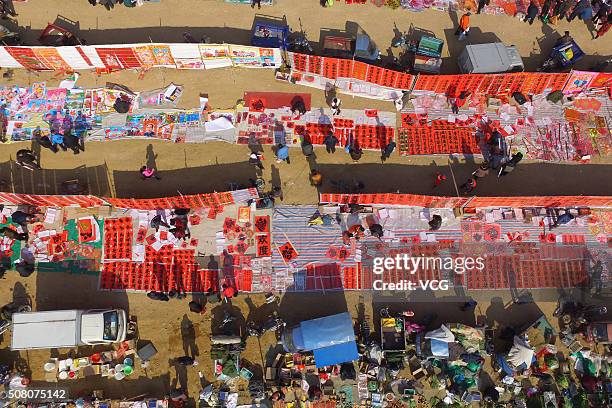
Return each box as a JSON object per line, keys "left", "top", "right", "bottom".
{"left": 103, "top": 311, "right": 119, "bottom": 341}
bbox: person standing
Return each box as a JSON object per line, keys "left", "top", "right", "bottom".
{"left": 251, "top": 0, "right": 261, "bottom": 8}
{"left": 140, "top": 166, "right": 161, "bottom": 180}
{"left": 472, "top": 162, "right": 490, "bottom": 178}
{"left": 11, "top": 210, "right": 36, "bottom": 227}
{"left": 248, "top": 151, "right": 264, "bottom": 170}
{"left": 568, "top": 0, "right": 589, "bottom": 21}
{"left": 433, "top": 173, "right": 447, "bottom": 188}
{"left": 331, "top": 98, "right": 342, "bottom": 116}
{"left": 595, "top": 13, "right": 611, "bottom": 38}
{"left": 176, "top": 356, "right": 199, "bottom": 366}
{"left": 499, "top": 152, "right": 523, "bottom": 176}
{"left": 51, "top": 133, "right": 66, "bottom": 151}
{"left": 349, "top": 145, "right": 363, "bottom": 162}
{"left": 540, "top": 0, "right": 553, "bottom": 19}
{"left": 553, "top": 0, "right": 572, "bottom": 19}
{"left": 275, "top": 143, "right": 290, "bottom": 164}
{"left": 381, "top": 141, "right": 396, "bottom": 162}
{"left": 456, "top": 12, "right": 471, "bottom": 40}
{"left": 309, "top": 170, "right": 323, "bottom": 187}
{"left": 525, "top": 2, "right": 540, "bottom": 24}
{"left": 477, "top": 0, "right": 490, "bottom": 14}
{"left": 324, "top": 132, "right": 338, "bottom": 154}
{"left": 460, "top": 178, "right": 477, "bottom": 195}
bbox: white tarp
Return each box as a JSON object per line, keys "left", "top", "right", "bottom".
{"left": 507, "top": 336, "right": 534, "bottom": 369}
{"left": 424, "top": 324, "right": 455, "bottom": 343}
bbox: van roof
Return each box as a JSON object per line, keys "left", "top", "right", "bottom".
{"left": 11, "top": 310, "right": 79, "bottom": 350}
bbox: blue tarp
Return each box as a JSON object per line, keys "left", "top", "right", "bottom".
{"left": 313, "top": 340, "right": 359, "bottom": 368}
{"left": 301, "top": 312, "right": 355, "bottom": 351}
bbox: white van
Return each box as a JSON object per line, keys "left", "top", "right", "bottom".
{"left": 11, "top": 309, "right": 127, "bottom": 350}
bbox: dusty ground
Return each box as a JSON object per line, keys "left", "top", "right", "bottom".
{"left": 1, "top": 269, "right": 609, "bottom": 404}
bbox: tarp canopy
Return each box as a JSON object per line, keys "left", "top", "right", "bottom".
{"left": 313, "top": 339, "right": 359, "bottom": 368}
{"left": 301, "top": 312, "right": 356, "bottom": 351}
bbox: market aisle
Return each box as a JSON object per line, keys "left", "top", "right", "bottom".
{"left": 11, "top": 0, "right": 608, "bottom": 72}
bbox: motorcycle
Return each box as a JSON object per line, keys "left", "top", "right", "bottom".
{"left": 391, "top": 32, "right": 410, "bottom": 48}
{"left": 15, "top": 149, "right": 41, "bottom": 171}
{"left": 247, "top": 315, "right": 285, "bottom": 337}
{"left": 0, "top": 302, "right": 32, "bottom": 336}
{"left": 288, "top": 31, "right": 313, "bottom": 54}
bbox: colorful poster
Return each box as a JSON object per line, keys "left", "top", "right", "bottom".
{"left": 590, "top": 72, "right": 612, "bottom": 89}
{"left": 133, "top": 45, "right": 157, "bottom": 67}
{"left": 45, "top": 88, "right": 67, "bottom": 112}
{"left": 151, "top": 45, "right": 175, "bottom": 66}
{"left": 104, "top": 126, "right": 128, "bottom": 139}
{"left": 5, "top": 47, "right": 49, "bottom": 71}
{"left": 199, "top": 44, "right": 230, "bottom": 59}
{"left": 64, "top": 88, "right": 85, "bottom": 115}
{"left": 142, "top": 118, "right": 159, "bottom": 137}
{"left": 33, "top": 48, "right": 70, "bottom": 70}
{"left": 563, "top": 71, "right": 597, "bottom": 94}
{"left": 30, "top": 82, "right": 46, "bottom": 99}
{"left": 259, "top": 48, "right": 277, "bottom": 67}
{"left": 228, "top": 45, "right": 261, "bottom": 67}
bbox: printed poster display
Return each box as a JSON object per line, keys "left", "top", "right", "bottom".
{"left": 32, "top": 48, "right": 70, "bottom": 71}
{"left": 199, "top": 44, "right": 232, "bottom": 68}
{"left": 228, "top": 45, "right": 263, "bottom": 67}
{"left": 150, "top": 45, "right": 175, "bottom": 67}
{"left": 169, "top": 44, "right": 204, "bottom": 69}
{"left": 563, "top": 71, "right": 597, "bottom": 94}
{"left": 5, "top": 47, "right": 50, "bottom": 71}
{"left": 133, "top": 45, "right": 157, "bottom": 67}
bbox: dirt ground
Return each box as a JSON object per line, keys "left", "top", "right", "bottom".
{"left": 0, "top": 1, "right": 610, "bottom": 405}
{"left": 1, "top": 268, "right": 609, "bottom": 404}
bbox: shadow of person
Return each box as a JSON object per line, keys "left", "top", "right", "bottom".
{"left": 170, "top": 359, "right": 189, "bottom": 391}
{"left": 146, "top": 144, "right": 158, "bottom": 170}
{"left": 180, "top": 314, "right": 199, "bottom": 358}
{"left": 30, "top": 138, "right": 41, "bottom": 164}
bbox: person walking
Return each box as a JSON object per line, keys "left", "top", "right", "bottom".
{"left": 248, "top": 151, "right": 264, "bottom": 170}
{"left": 455, "top": 12, "right": 471, "bottom": 40}
{"left": 63, "top": 133, "right": 83, "bottom": 155}
{"left": 460, "top": 178, "right": 477, "bottom": 195}
{"left": 275, "top": 143, "right": 290, "bottom": 164}
{"left": 51, "top": 133, "right": 66, "bottom": 151}
{"left": 11, "top": 210, "right": 36, "bottom": 226}
{"left": 595, "top": 13, "right": 611, "bottom": 38}
{"left": 499, "top": 152, "right": 523, "bottom": 176}
{"left": 593, "top": 0, "right": 610, "bottom": 24}
{"left": 150, "top": 214, "right": 170, "bottom": 231}
{"left": 568, "top": 0, "right": 589, "bottom": 21}
{"left": 251, "top": 0, "right": 261, "bottom": 8}
{"left": 331, "top": 97, "right": 342, "bottom": 116}
{"left": 433, "top": 173, "right": 447, "bottom": 188}
{"left": 540, "top": 0, "right": 553, "bottom": 20}
{"left": 525, "top": 2, "right": 539, "bottom": 24}
{"left": 140, "top": 166, "right": 161, "bottom": 180}
{"left": 349, "top": 145, "right": 363, "bottom": 162}
{"left": 429, "top": 215, "right": 443, "bottom": 231}
{"left": 477, "top": 0, "right": 490, "bottom": 14}
{"left": 0, "top": 227, "right": 28, "bottom": 241}
{"left": 472, "top": 162, "right": 490, "bottom": 178}
{"left": 380, "top": 141, "right": 396, "bottom": 162}
{"left": 323, "top": 132, "right": 338, "bottom": 154}
{"left": 553, "top": 0, "right": 572, "bottom": 19}
{"left": 309, "top": 170, "right": 323, "bottom": 187}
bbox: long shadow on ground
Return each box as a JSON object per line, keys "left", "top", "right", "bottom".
{"left": 315, "top": 162, "right": 612, "bottom": 197}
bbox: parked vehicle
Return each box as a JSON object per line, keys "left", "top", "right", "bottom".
{"left": 247, "top": 315, "right": 286, "bottom": 337}
{"left": 322, "top": 33, "right": 380, "bottom": 63}
{"left": 251, "top": 22, "right": 288, "bottom": 49}
{"left": 458, "top": 43, "right": 524, "bottom": 74}
{"left": 11, "top": 309, "right": 127, "bottom": 350}
{"left": 281, "top": 312, "right": 359, "bottom": 367}
{"left": 539, "top": 36, "right": 584, "bottom": 72}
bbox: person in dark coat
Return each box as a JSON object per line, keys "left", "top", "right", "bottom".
{"left": 63, "top": 134, "right": 83, "bottom": 154}
{"left": 176, "top": 356, "right": 198, "bottom": 366}
{"left": 541, "top": 0, "right": 553, "bottom": 17}
{"left": 11, "top": 210, "right": 35, "bottom": 226}
{"left": 568, "top": 0, "right": 589, "bottom": 20}
{"left": 429, "top": 215, "right": 443, "bottom": 231}
{"left": 381, "top": 141, "right": 396, "bottom": 162}
{"left": 323, "top": 132, "right": 338, "bottom": 154}
{"left": 553, "top": 0, "right": 572, "bottom": 18}
{"left": 0, "top": 227, "right": 28, "bottom": 241}
{"left": 477, "top": 0, "right": 490, "bottom": 13}
{"left": 349, "top": 145, "right": 363, "bottom": 162}
{"left": 525, "top": 2, "right": 540, "bottom": 24}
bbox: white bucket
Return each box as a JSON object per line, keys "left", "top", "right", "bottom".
{"left": 58, "top": 371, "right": 68, "bottom": 380}
{"left": 115, "top": 364, "right": 124, "bottom": 372}
{"left": 114, "top": 371, "right": 125, "bottom": 380}
{"left": 44, "top": 362, "right": 56, "bottom": 372}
